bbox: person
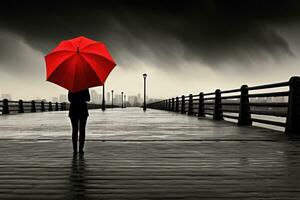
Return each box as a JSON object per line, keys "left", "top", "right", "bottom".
{"left": 68, "top": 89, "right": 90, "bottom": 155}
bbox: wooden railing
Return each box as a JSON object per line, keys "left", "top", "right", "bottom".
{"left": 147, "top": 76, "right": 300, "bottom": 135}
{"left": 0, "top": 100, "right": 118, "bottom": 114}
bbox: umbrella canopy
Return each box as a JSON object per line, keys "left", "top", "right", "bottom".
{"left": 45, "top": 36, "right": 116, "bottom": 92}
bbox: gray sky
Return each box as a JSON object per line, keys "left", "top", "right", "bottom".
{"left": 1, "top": 0, "right": 300, "bottom": 100}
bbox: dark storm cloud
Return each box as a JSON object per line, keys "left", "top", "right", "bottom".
{"left": 0, "top": 31, "right": 43, "bottom": 76}
{"left": 1, "top": 0, "right": 300, "bottom": 71}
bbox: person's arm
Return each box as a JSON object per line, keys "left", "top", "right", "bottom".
{"left": 85, "top": 90, "right": 90, "bottom": 102}
{"left": 68, "top": 91, "right": 72, "bottom": 102}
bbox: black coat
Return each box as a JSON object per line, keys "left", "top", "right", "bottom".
{"left": 68, "top": 89, "right": 90, "bottom": 118}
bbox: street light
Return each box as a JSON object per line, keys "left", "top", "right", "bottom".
{"left": 121, "top": 92, "right": 124, "bottom": 108}
{"left": 124, "top": 95, "right": 126, "bottom": 108}
{"left": 102, "top": 84, "right": 105, "bottom": 111}
{"left": 143, "top": 73, "right": 147, "bottom": 111}
{"left": 111, "top": 90, "right": 114, "bottom": 108}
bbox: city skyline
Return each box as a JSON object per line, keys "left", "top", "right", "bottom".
{"left": 0, "top": 88, "right": 151, "bottom": 102}
{"left": 0, "top": 89, "right": 159, "bottom": 106}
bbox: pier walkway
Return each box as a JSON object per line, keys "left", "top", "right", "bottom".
{"left": 0, "top": 108, "right": 300, "bottom": 199}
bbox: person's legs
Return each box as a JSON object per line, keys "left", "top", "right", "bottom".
{"left": 70, "top": 117, "right": 79, "bottom": 153}
{"left": 79, "top": 117, "right": 87, "bottom": 153}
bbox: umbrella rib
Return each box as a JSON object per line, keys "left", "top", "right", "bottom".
{"left": 71, "top": 58, "right": 80, "bottom": 92}
{"left": 80, "top": 42, "right": 99, "bottom": 51}
{"left": 79, "top": 54, "right": 104, "bottom": 85}
{"left": 66, "top": 40, "right": 76, "bottom": 49}
{"left": 46, "top": 54, "right": 76, "bottom": 81}
{"left": 47, "top": 49, "right": 75, "bottom": 56}
{"left": 81, "top": 52, "right": 116, "bottom": 65}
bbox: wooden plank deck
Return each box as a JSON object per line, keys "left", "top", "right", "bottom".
{"left": 0, "top": 108, "right": 300, "bottom": 199}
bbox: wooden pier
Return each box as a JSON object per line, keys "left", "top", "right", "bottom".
{"left": 148, "top": 76, "right": 300, "bottom": 135}
{"left": 0, "top": 108, "right": 300, "bottom": 199}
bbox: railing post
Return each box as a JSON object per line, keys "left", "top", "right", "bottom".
{"left": 41, "top": 101, "right": 45, "bottom": 112}
{"left": 2, "top": 99, "right": 9, "bottom": 114}
{"left": 286, "top": 76, "right": 300, "bottom": 135}
{"left": 175, "top": 97, "right": 179, "bottom": 112}
{"left": 60, "top": 103, "right": 64, "bottom": 111}
{"left": 198, "top": 92, "right": 205, "bottom": 117}
{"left": 18, "top": 100, "right": 24, "bottom": 113}
{"left": 49, "top": 102, "right": 53, "bottom": 111}
{"left": 31, "top": 100, "right": 36, "bottom": 112}
{"left": 168, "top": 99, "right": 171, "bottom": 111}
{"left": 171, "top": 98, "right": 175, "bottom": 111}
{"left": 165, "top": 100, "right": 168, "bottom": 110}
{"left": 238, "top": 85, "right": 252, "bottom": 126}
{"left": 188, "top": 94, "right": 193, "bottom": 115}
{"left": 213, "top": 89, "right": 223, "bottom": 120}
{"left": 181, "top": 95, "right": 185, "bottom": 114}
{"left": 166, "top": 99, "right": 168, "bottom": 110}
{"left": 55, "top": 102, "right": 59, "bottom": 111}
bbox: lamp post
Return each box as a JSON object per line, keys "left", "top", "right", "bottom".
{"left": 102, "top": 84, "right": 105, "bottom": 111}
{"left": 121, "top": 92, "right": 124, "bottom": 108}
{"left": 124, "top": 95, "right": 126, "bottom": 108}
{"left": 143, "top": 73, "right": 147, "bottom": 111}
{"left": 111, "top": 90, "right": 114, "bottom": 108}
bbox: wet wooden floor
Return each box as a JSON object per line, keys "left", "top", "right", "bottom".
{"left": 0, "top": 108, "right": 300, "bottom": 199}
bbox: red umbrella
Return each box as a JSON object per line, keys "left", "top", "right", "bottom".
{"left": 45, "top": 36, "right": 116, "bottom": 92}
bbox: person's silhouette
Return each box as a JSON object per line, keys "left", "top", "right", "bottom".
{"left": 68, "top": 89, "right": 90, "bottom": 155}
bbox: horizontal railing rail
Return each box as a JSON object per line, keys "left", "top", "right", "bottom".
{"left": 147, "top": 76, "right": 300, "bottom": 135}
{"left": 0, "top": 99, "right": 119, "bottom": 115}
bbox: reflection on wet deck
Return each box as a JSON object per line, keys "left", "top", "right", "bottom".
{"left": 0, "top": 108, "right": 300, "bottom": 199}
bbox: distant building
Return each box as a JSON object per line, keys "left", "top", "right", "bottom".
{"left": 250, "top": 97, "right": 267, "bottom": 103}
{"left": 107, "top": 92, "right": 111, "bottom": 103}
{"left": 250, "top": 96, "right": 288, "bottom": 103}
{"left": 128, "top": 95, "right": 139, "bottom": 106}
{"left": 52, "top": 97, "right": 58, "bottom": 102}
{"left": 115, "top": 94, "right": 122, "bottom": 105}
{"left": 124, "top": 95, "right": 127, "bottom": 106}
{"left": 266, "top": 97, "right": 273, "bottom": 103}
{"left": 148, "top": 99, "right": 154, "bottom": 103}
{"left": 99, "top": 94, "right": 103, "bottom": 104}
{"left": 1, "top": 94, "right": 11, "bottom": 100}
{"left": 91, "top": 90, "right": 100, "bottom": 104}
{"left": 59, "top": 94, "right": 67, "bottom": 102}
{"left": 273, "top": 96, "right": 287, "bottom": 103}
{"left": 128, "top": 96, "right": 135, "bottom": 105}
{"left": 137, "top": 93, "right": 142, "bottom": 104}
{"left": 148, "top": 98, "right": 162, "bottom": 104}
